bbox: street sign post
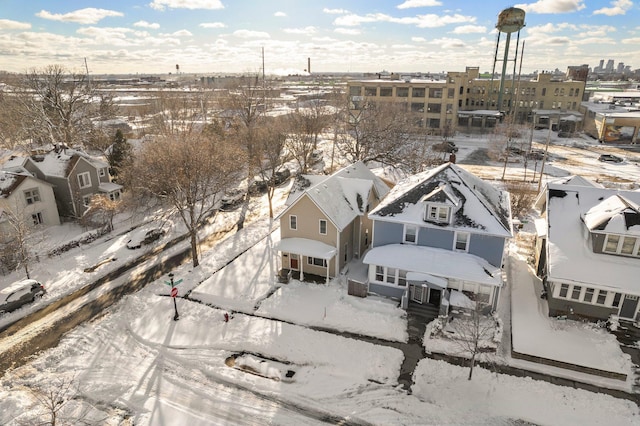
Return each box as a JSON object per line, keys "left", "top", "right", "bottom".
{"left": 166, "top": 273, "right": 181, "bottom": 321}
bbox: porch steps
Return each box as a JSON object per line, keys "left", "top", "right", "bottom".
{"left": 406, "top": 303, "right": 440, "bottom": 324}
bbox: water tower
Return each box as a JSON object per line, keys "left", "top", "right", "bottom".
{"left": 491, "top": 7, "right": 526, "bottom": 113}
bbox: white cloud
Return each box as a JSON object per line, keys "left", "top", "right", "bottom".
{"left": 283, "top": 26, "right": 316, "bottom": 35}
{"left": 514, "top": 0, "right": 586, "bottom": 14}
{"left": 426, "top": 37, "right": 466, "bottom": 48}
{"left": 451, "top": 25, "right": 486, "bottom": 34}
{"left": 36, "top": 8, "right": 123, "bottom": 24}
{"left": 334, "top": 13, "right": 475, "bottom": 28}
{"left": 323, "top": 8, "right": 349, "bottom": 14}
{"left": 274, "top": 11, "right": 286, "bottom": 17}
{"left": 172, "top": 29, "right": 193, "bottom": 37}
{"left": 200, "top": 22, "right": 226, "bottom": 28}
{"left": 397, "top": 0, "right": 442, "bottom": 9}
{"left": 149, "top": 0, "right": 224, "bottom": 11}
{"left": 593, "top": 0, "right": 633, "bottom": 16}
{"left": 334, "top": 27, "right": 361, "bottom": 35}
{"left": 411, "top": 36, "right": 427, "bottom": 42}
{"left": 134, "top": 20, "right": 160, "bottom": 29}
{"left": 233, "top": 29, "right": 270, "bottom": 39}
{"left": 0, "top": 19, "right": 31, "bottom": 30}
{"left": 622, "top": 37, "right": 640, "bottom": 44}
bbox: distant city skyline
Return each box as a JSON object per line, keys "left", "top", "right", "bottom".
{"left": 0, "top": 0, "right": 638, "bottom": 76}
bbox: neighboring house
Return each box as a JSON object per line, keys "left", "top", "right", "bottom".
{"left": 0, "top": 167, "right": 60, "bottom": 241}
{"left": 20, "top": 147, "right": 122, "bottom": 218}
{"left": 275, "top": 162, "right": 391, "bottom": 283}
{"left": 535, "top": 177, "right": 640, "bottom": 322}
{"left": 363, "top": 162, "right": 513, "bottom": 311}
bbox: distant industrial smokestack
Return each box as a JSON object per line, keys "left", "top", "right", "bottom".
{"left": 308, "top": 57, "right": 311, "bottom": 74}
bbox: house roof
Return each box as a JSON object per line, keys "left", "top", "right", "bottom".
{"left": 283, "top": 161, "right": 390, "bottom": 232}
{"left": 28, "top": 148, "right": 107, "bottom": 178}
{"left": 583, "top": 195, "right": 640, "bottom": 236}
{"left": 533, "top": 174, "right": 603, "bottom": 212}
{"left": 545, "top": 182, "right": 640, "bottom": 293}
{"left": 369, "top": 162, "right": 512, "bottom": 238}
{"left": 275, "top": 238, "right": 337, "bottom": 259}
{"left": 363, "top": 244, "right": 502, "bottom": 287}
{"left": 0, "top": 171, "right": 28, "bottom": 198}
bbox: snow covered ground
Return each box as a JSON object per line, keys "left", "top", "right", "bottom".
{"left": 1, "top": 133, "right": 640, "bottom": 424}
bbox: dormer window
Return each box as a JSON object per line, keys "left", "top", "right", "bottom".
{"left": 425, "top": 203, "right": 451, "bottom": 224}
{"left": 603, "top": 234, "right": 640, "bottom": 257}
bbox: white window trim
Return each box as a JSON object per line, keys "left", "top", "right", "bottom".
{"left": 403, "top": 225, "right": 418, "bottom": 244}
{"left": 454, "top": 231, "right": 470, "bottom": 252}
{"left": 425, "top": 203, "right": 451, "bottom": 224}
{"left": 603, "top": 233, "right": 640, "bottom": 257}
{"left": 31, "top": 212, "right": 43, "bottom": 225}
{"left": 82, "top": 195, "right": 92, "bottom": 207}
{"left": 289, "top": 215, "right": 297, "bottom": 230}
{"left": 319, "top": 219, "right": 327, "bottom": 235}
{"left": 24, "top": 188, "right": 41, "bottom": 205}
{"left": 99, "top": 168, "right": 107, "bottom": 177}
{"left": 77, "top": 171, "right": 92, "bottom": 189}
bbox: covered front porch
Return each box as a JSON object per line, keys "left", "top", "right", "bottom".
{"left": 274, "top": 237, "right": 337, "bottom": 284}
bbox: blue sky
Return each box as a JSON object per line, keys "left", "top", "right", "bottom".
{"left": 0, "top": 0, "right": 638, "bottom": 75}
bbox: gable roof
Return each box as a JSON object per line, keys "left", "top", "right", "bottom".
{"left": 369, "top": 162, "right": 512, "bottom": 238}
{"left": 534, "top": 175, "right": 603, "bottom": 212}
{"left": 282, "top": 161, "right": 390, "bottom": 232}
{"left": 27, "top": 148, "right": 107, "bottom": 179}
{"left": 0, "top": 169, "right": 52, "bottom": 199}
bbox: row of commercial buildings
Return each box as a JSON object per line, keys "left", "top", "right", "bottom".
{"left": 346, "top": 66, "right": 640, "bottom": 144}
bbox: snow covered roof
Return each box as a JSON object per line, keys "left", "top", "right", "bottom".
{"left": 583, "top": 195, "right": 640, "bottom": 236}
{"left": 27, "top": 148, "right": 107, "bottom": 178}
{"left": 369, "top": 162, "right": 512, "bottom": 238}
{"left": 283, "top": 161, "right": 390, "bottom": 231}
{"left": 534, "top": 175, "right": 603, "bottom": 212}
{"left": 99, "top": 182, "right": 123, "bottom": 193}
{"left": 275, "top": 238, "right": 337, "bottom": 259}
{"left": 545, "top": 183, "right": 640, "bottom": 293}
{"left": 363, "top": 244, "right": 502, "bottom": 287}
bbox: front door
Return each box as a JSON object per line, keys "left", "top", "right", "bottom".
{"left": 620, "top": 295, "right": 639, "bottom": 319}
{"left": 412, "top": 285, "right": 425, "bottom": 304}
{"left": 290, "top": 254, "right": 299, "bottom": 270}
{"left": 428, "top": 288, "right": 441, "bottom": 306}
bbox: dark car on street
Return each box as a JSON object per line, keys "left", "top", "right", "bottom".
{"left": 126, "top": 227, "right": 166, "bottom": 249}
{"left": 598, "top": 154, "right": 624, "bottom": 163}
{"left": 0, "top": 279, "right": 46, "bottom": 314}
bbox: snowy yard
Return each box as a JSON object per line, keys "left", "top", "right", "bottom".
{"left": 1, "top": 133, "right": 640, "bottom": 424}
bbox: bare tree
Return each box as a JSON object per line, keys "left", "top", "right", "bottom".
{"left": 448, "top": 301, "right": 497, "bottom": 380}
{"left": 127, "top": 132, "right": 244, "bottom": 267}
{"left": 16, "top": 65, "right": 108, "bottom": 148}
{"left": 80, "top": 194, "right": 121, "bottom": 232}
{"left": 255, "top": 119, "right": 288, "bottom": 218}
{"left": 506, "top": 181, "right": 537, "bottom": 218}
{"left": 1, "top": 203, "right": 41, "bottom": 278}
{"left": 337, "top": 98, "right": 413, "bottom": 165}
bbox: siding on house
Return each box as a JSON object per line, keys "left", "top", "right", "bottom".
{"left": 468, "top": 233, "right": 506, "bottom": 267}
{"left": 417, "top": 226, "right": 452, "bottom": 251}
{"left": 372, "top": 221, "right": 403, "bottom": 247}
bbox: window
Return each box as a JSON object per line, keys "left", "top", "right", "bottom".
{"left": 31, "top": 212, "right": 43, "bottom": 225}
{"left": 541, "top": 88, "right": 546, "bottom": 96}
{"left": 83, "top": 195, "right": 92, "bottom": 207}
{"left": 398, "top": 270, "right": 407, "bottom": 287}
{"left": 349, "top": 86, "right": 361, "bottom": 96}
{"left": 307, "top": 257, "right": 327, "bottom": 267}
{"left": 319, "top": 219, "right": 327, "bottom": 235}
{"left": 289, "top": 215, "right": 297, "bottom": 230}
{"left": 427, "top": 103, "right": 441, "bottom": 113}
{"left": 411, "top": 102, "right": 424, "bottom": 112}
{"left": 455, "top": 232, "right": 469, "bottom": 251}
{"left": 380, "top": 87, "right": 392, "bottom": 97}
{"left": 571, "top": 285, "right": 582, "bottom": 300}
{"left": 375, "top": 265, "right": 384, "bottom": 281}
{"left": 427, "top": 204, "right": 450, "bottom": 223}
{"left": 404, "top": 225, "right": 417, "bottom": 244}
{"left": 447, "top": 88, "right": 455, "bottom": 98}
{"left": 77, "top": 172, "right": 91, "bottom": 189}
{"left": 621, "top": 237, "right": 636, "bottom": 255}
{"left": 612, "top": 293, "right": 622, "bottom": 307}
{"left": 575, "top": 88, "right": 580, "bottom": 97}
{"left": 604, "top": 234, "right": 620, "bottom": 253}
{"left": 412, "top": 87, "right": 425, "bottom": 98}
{"left": 596, "top": 290, "right": 607, "bottom": 305}
{"left": 24, "top": 189, "right": 41, "bottom": 205}
{"left": 559, "top": 284, "right": 569, "bottom": 298}
{"left": 429, "top": 88, "right": 442, "bottom": 98}
{"left": 109, "top": 191, "right": 121, "bottom": 201}
{"left": 584, "top": 288, "right": 594, "bottom": 303}
{"left": 386, "top": 267, "right": 396, "bottom": 284}
{"left": 364, "top": 86, "right": 377, "bottom": 96}
{"left": 99, "top": 168, "right": 107, "bottom": 177}
{"left": 396, "top": 87, "right": 409, "bottom": 97}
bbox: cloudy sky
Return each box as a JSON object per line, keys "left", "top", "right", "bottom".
{"left": 0, "top": 0, "right": 638, "bottom": 76}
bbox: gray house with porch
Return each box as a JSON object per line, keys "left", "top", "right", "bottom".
{"left": 362, "top": 162, "right": 513, "bottom": 312}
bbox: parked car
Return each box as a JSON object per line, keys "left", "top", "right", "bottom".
{"left": 598, "top": 154, "right": 623, "bottom": 163}
{"left": 309, "top": 149, "right": 323, "bottom": 164}
{"left": 126, "top": 227, "right": 166, "bottom": 249}
{"left": 220, "top": 189, "right": 246, "bottom": 210}
{"left": 248, "top": 179, "right": 268, "bottom": 195}
{"left": 433, "top": 141, "right": 458, "bottom": 153}
{"left": 272, "top": 168, "right": 291, "bottom": 185}
{"left": 527, "top": 149, "right": 545, "bottom": 160}
{"left": 0, "top": 279, "right": 46, "bottom": 314}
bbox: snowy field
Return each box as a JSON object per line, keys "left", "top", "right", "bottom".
{"left": 1, "top": 133, "right": 640, "bottom": 424}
